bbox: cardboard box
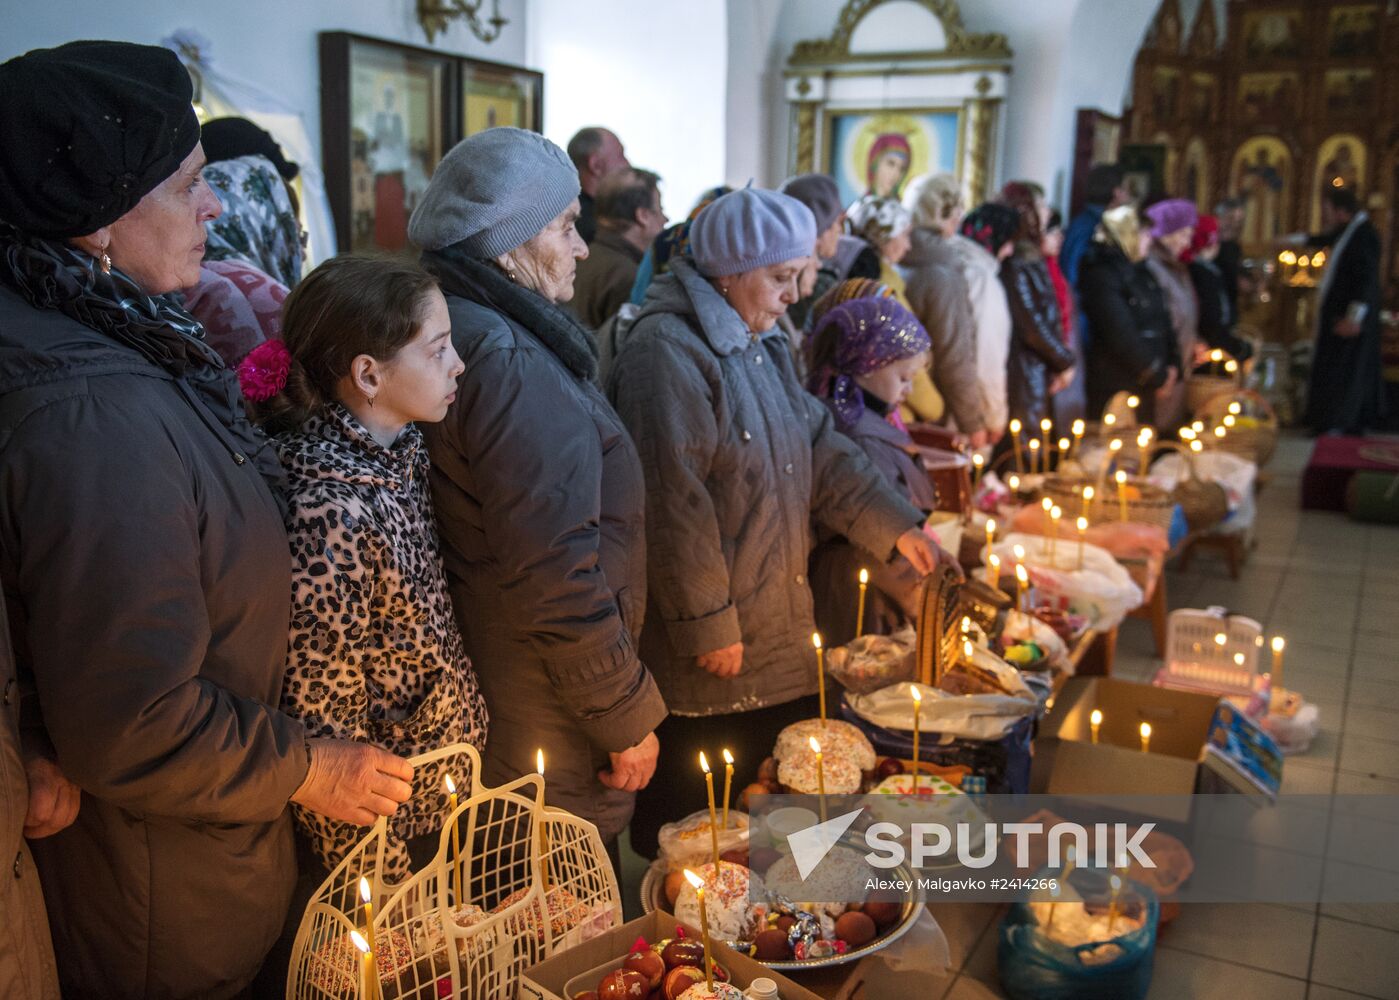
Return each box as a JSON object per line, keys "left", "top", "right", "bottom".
{"left": 1032, "top": 676, "right": 1222, "bottom": 822}
{"left": 518, "top": 910, "right": 826, "bottom": 1000}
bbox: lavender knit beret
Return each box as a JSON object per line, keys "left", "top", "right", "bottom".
{"left": 1145, "top": 198, "right": 1198, "bottom": 239}
{"left": 689, "top": 188, "right": 817, "bottom": 278}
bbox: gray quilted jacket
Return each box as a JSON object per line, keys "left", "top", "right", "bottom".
{"left": 607, "top": 258, "right": 922, "bottom": 716}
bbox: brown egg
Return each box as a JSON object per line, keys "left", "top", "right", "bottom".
{"left": 662, "top": 966, "right": 705, "bottom": 1000}
{"left": 834, "top": 911, "right": 877, "bottom": 948}
{"left": 597, "top": 968, "right": 650, "bottom": 1000}
{"left": 757, "top": 756, "right": 780, "bottom": 785}
{"left": 661, "top": 938, "right": 706, "bottom": 970}
{"left": 748, "top": 846, "right": 781, "bottom": 876}
{"left": 775, "top": 914, "right": 797, "bottom": 934}
{"left": 719, "top": 847, "right": 749, "bottom": 868}
{"left": 738, "top": 782, "right": 770, "bottom": 812}
{"left": 752, "top": 927, "right": 792, "bottom": 961}
{"left": 861, "top": 900, "right": 903, "bottom": 928}
{"left": 623, "top": 949, "right": 666, "bottom": 990}
{"left": 663, "top": 870, "right": 686, "bottom": 909}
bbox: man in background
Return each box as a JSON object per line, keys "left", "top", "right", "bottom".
{"left": 572, "top": 167, "right": 666, "bottom": 328}
{"left": 1214, "top": 196, "right": 1247, "bottom": 318}
{"left": 566, "top": 126, "right": 631, "bottom": 243}
{"left": 1061, "top": 163, "right": 1131, "bottom": 287}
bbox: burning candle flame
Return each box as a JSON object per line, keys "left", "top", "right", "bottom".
{"left": 910, "top": 684, "right": 922, "bottom": 705}
{"left": 1140, "top": 722, "right": 1152, "bottom": 740}
{"left": 359, "top": 876, "right": 372, "bottom": 905}
{"left": 698, "top": 751, "right": 710, "bottom": 774}
{"left": 858, "top": 568, "right": 869, "bottom": 585}
{"left": 1272, "top": 636, "right": 1286, "bottom": 653}
{"left": 1009, "top": 418, "right": 1022, "bottom": 434}
{"left": 812, "top": 632, "right": 822, "bottom": 651}
{"left": 444, "top": 774, "right": 456, "bottom": 795}
{"left": 350, "top": 929, "right": 370, "bottom": 954}
{"left": 808, "top": 736, "right": 822, "bottom": 755}
{"left": 536, "top": 749, "right": 545, "bottom": 777}
{"left": 683, "top": 868, "right": 704, "bottom": 890}
{"left": 722, "top": 748, "right": 733, "bottom": 765}
{"left": 1090, "top": 709, "right": 1103, "bottom": 726}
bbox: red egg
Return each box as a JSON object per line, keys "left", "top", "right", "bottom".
{"left": 661, "top": 938, "right": 705, "bottom": 970}
{"left": 597, "top": 968, "right": 650, "bottom": 1000}
{"left": 662, "top": 966, "right": 705, "bottom": 1000}
{"left": 622, "top": 949, "right": 666, "bottom": 990}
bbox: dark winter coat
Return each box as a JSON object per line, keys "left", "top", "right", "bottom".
{"left": 420, "top": 253, "right": 665, "bottom": 843}
{"left": 1307, "top": 214, "right": 1386, "bottom": 433}
{"left": 572, "top": 229, "right": 644, "bottom": 330}
{"left": 810, "top": 403, "right": 938, "bottom": 646}
{"left": 1078, "top": 239, "right": 1180, "bottom": 424}
{"left": 0, "top": 284, "right": 307, "bottom": 999}
{"left": 608, "top": 257, "right": 922, "bottom": 716}
{"left": 1189, "top": 258, "right": 1253, "bottom": 363}
{"left": 1001, "top": 249, "right": 1077, "bottom": 430}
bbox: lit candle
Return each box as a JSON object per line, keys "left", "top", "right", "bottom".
{"left": 698, "top": 752, "right": 722, "bottom": 874}
{"left": 1044, "top": 881, "right": 1061, "bottom": 932}
{"left": 1213, "top": 425, "right": 1227, "bottom": 444}
{"left": 1057, "top": 438, "right": 1071, "bottom": 471}
{"left": 1107, "top": 437, "right": 1123, "bottom": 469}
{"left": 1228, "top": 401, "right": 1242, "bottom": 416}
{"left": 535, "top": 750, "right": 550, "bottom": 890}
{"left": 1139, "top": 721, "right": 1151, "bottom": 753}
{"left": 808, "top": 736, "right": 827, "bottom": 822}
{"left": 1077, "top": 516, "right": 1088, "bottom": 570}
{"left": 813, "top": 632, "right": 827, "bottom": 729}
{"left": 1137, "top": 427, "right": 1153, "bottom": 473}
{"left": 444, "top": 775, "right": 463, "bottom": 901}
{"left": 1081, "top": 485, "right": 1095, "bottom": 520}
{"left": 1050, "top": 506, "right": 1062, "bottom": 562}
{"left": 987, "top": 553, "right": 1002, "bottom": 592}
{"left": 1271, "top": 636, "right": 1286, "bottom": 692}
{"left": 683, "top": 870, "right": 715, "bottom": 990}
{"left": 984, "top": 518, "right": 996, "bottom": 578}
{"left": 1028, "top": 437, "right": 1041, "bottom": 475}
{"left": 1071, "top": 418, "right": 1086, "bottom": 459}
{"left": 1090, "top": 708, "right": 1102, "bottom": 744}
{"left": 1008, "top": 473, "right": 1022, "bottom": 494}
{"left": 359, "top": 876, "right": 378, "bottom": 1000}
{"left": 855, "top": 568, "right": 869, "bottom": 637}
{"left": 1210, "top": 348, "right": 1223, "bottom": 375}
{"left": 1040, "top": 417, "right": 1053, "bottom": 470}
{"left": 1115, "top": 470, "right": 1128, "bottom": 522}
{"left": 1008, "top": 418, "right": 1024, "bottom": 472}
{"left": 1126, "top": 394, "right": 1140, "bottom": 414}
{"left": 1106, "top": 873, "right": 1124, "bottom": 934}
{"left": 351, "top": 929, "right": 376, "bottom": 1000}
{"left": 971, "top": 451, "right": 985, "bottom": 493}
{"left": 1015, "top": 563, "right": 1029, "bottom": 612}
{"left": 1192, "top": 420, "right": 1205, "bottom": 434}
{"left": 1224, "top": 414, "right": 1236, "bottom": 428}
{"left": 1190, "top": 439, "right": 1204, "bottom": 454}
{"left": 1103, "top": 412, "right": 1117, "bottom": 428}
{"left": 721, "top": 749, "right": 734, "bottom": 829}
{"left": 910, "top": 684, "right": 922, "bottom": 790}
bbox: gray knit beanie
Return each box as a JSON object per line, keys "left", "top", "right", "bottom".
{"left": 690, "top": 188, "right": 817, "bottom": 278}
{"left": 408, "top": 127, "right": 580, "bottom": 257}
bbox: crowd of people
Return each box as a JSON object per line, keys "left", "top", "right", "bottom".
{"left": 0, "top": 37, "right": 1385, "bottom": 1000}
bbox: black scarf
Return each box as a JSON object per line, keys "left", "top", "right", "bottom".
{"left": 422, "top": 245, "right": 599, "bottom": 382}
{"left": 0, "top": 226, "right": 285, "bottom": 504}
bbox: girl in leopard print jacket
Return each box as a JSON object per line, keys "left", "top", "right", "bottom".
{"left": 249, "top": 256, "right": 488, "bottom": 883}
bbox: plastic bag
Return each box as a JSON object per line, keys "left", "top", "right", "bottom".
{"left": 826, "top": 627, "right": 916, "bottom": 694}
{"left": 1000, "top": 611, "right": 1069, "bottom": 672}
{"left": 1150, "top": 450, "right": 1257, "bottom": 513}
{"left": 656, "top": 809, "right": 750, "bottom": 872}
{"left": 997, "top": 872, "right": 1159, "bottom": 1000}
{"left": 993, "top": 533, "right": 1144, "bottom": 630}
{"left": 845, "top": 648, "right": 1037, "bottom": 742}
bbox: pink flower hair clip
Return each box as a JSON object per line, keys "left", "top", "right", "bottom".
{"left": 237, "top": 338, "right": 292, "bottom": 402}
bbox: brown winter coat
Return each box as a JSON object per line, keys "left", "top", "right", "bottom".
{"left": 572, "top": 229, "right": 644, "bottom": 329}
{"left": 899, "top": 227, "right": 986, "bottom": 434}
{"left": 0, "top": 284, "right": 309, "bottom": 999}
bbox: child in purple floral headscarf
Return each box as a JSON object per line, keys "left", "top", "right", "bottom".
{"left": 807, "top": 297, "right": 938, "bottom": 644}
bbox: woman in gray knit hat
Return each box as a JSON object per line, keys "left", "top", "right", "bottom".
{"left": 408, "top": 127, "right": 665, "bottom": 860}
{"left": 606, "top": 187, "right": 946, "bottom": 856}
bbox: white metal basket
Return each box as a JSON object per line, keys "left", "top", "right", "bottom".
{"left": 287, "top": 743, "right": 620, "bottom": 1000}
{"left": 1154, "top": 606, "right": 1264, "bottom": 698}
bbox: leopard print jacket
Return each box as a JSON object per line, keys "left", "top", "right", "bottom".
{"left": 277, "top": 404, "right": 488, "bottom": 882}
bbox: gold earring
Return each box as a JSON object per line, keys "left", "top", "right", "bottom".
{"left": 366, "top": 394, "right": 376, "bottom": 408}
{"left": 100, "top": 252, "right": 112, "bottom": 274}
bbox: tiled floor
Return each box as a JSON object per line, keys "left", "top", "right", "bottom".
{"left": 864, "top": 434, "right": 1399, "bottom": 999}
{"left": 619, "top": 434, "right": 1399, "bottom": 998}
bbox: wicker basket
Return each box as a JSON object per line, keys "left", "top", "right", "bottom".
{"left": 288, "top": 744, "right": 620, "bottom": 1000}
{"left": 1185, "top": 349, "right": 1243, "bottom": 416}
{"left": 1154, "top": 441, "right": 1229, "bottom": 532}
{"left": 1197, "top": 388, "right": 1279, "bottom": 466}
{"left": 1039, "top": 472, "right": 1175, "bottom": 532}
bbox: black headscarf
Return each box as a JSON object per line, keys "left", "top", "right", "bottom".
{"left": 201, "top": 117, "right": 299, "bottom": 181}
{"left": 0, "top": 40, "right": 200, "bottom": 237}
{"left": 959, "top": 203, "right": 1020, "bottom": 257}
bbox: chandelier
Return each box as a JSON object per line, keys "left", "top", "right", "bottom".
{"left": 417, "top": 0, "right": 507, "bottom": 44}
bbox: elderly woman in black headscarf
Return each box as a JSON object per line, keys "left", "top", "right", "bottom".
{"left": 0, "top": 41, "right": 412, "bottom": 998}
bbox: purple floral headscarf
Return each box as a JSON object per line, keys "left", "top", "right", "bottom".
{"left": 807, "top": 297, "right": 931, "bottom": 430}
